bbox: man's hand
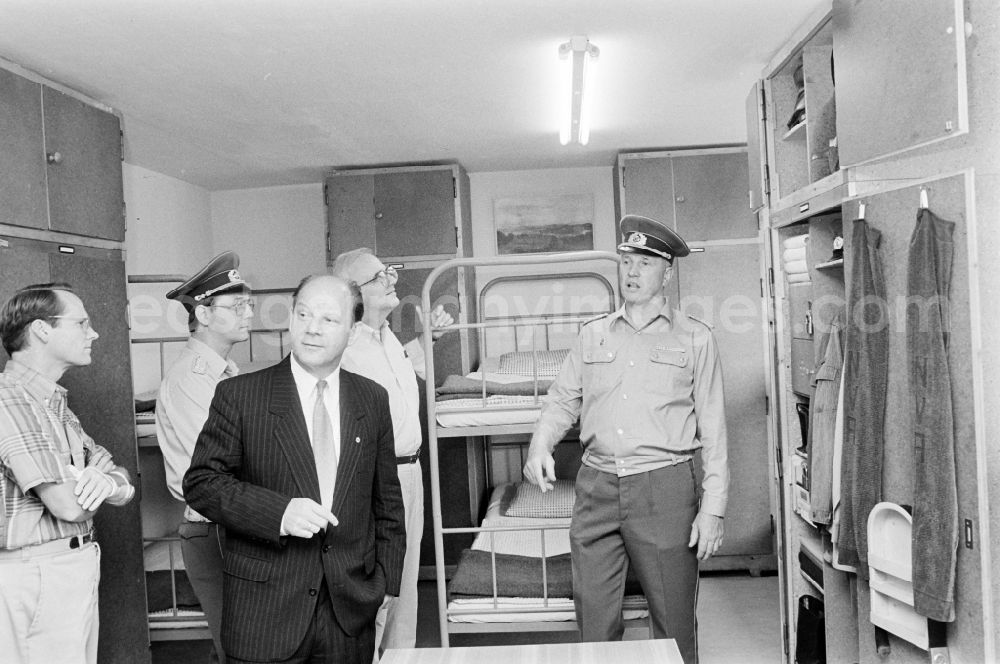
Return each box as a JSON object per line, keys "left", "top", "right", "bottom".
{"left": 522, "top": 446, "right": 556, "bottom": 493}
{"left": 688, "top": 512, "right": 725, "bottom": 561}
{"left": 416, "top": 304, "right": 454, "bottom": 341}
{"left": 280, "top": 498, "right": 339, "bottom": 538}
{"left": 72, "top": 467, "right": 117, "bottom": 511}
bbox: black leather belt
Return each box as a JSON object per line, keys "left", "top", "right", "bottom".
{"left": 396, "top": 448, "right": 421, "bottom": 465}
{"left": 69, "top": 532, "right": 94, "bottom": 549}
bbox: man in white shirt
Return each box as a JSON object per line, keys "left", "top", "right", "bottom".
{"left": 155, "top": 251, "right": 254, "bottom": 663}
{"left": 332, "top": 248, "right": 452, "bottom": 656}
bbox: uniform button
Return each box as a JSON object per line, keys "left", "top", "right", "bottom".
{"left": 308, "top": 588, "right": 318, "bottom": 596}
{"left": 622, "top": 394, "right": 628, "bottom": 400}
{"left": 322, "top": 545, "right": 331, "bottom": 553}
{"left": 629, "top": 360, "right": 635, "bottom": 367}
{"left": 617, "top": 428, "right": 624, "bottom": 435}
{"left": 607, "top": 352, "right": 613, "bottom": 358}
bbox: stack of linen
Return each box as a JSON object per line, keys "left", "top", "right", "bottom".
{"left": 783, "top": 234, "right": 810, "bottom": 283}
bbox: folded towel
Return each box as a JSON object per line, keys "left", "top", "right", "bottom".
{"left": 782, "top": 246, "right": 807, "bottom": 263}
{"left": 783, "top": 234, "right": 809, "bottom": 250}
{"left": 785, "top": 259, "right": 809, "bottom": 275}
{"left": 787, "top": 272, "right": 812, "bottom": 284}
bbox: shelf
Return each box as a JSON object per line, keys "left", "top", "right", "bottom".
{"left": 783, "top": 120, "right": 807, "bottom": 141}
{"left": 814, "top": 258, "right": 843, "bottom": 270}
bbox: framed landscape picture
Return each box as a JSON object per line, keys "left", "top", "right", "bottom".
{"left": 494, "top": 194, "right": 594, "bottom": 255}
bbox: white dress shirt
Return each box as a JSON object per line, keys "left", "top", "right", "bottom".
{"left": 289, "top": 354, "right": 341, "bottom": 463}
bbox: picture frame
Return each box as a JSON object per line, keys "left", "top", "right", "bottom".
{"left": 494, "top": 194, "right": 595, "bottom": 255}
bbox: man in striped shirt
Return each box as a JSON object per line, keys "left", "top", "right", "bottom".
{"left": 0, "top": 283, "right": 135, "bottom": 664}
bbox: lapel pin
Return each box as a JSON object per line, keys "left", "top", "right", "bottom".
{"left": 355, "top": 436, "right": 361, "bottom": 444}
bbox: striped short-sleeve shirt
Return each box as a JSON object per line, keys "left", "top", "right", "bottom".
{"left": 0, "top": 360, "right": 107, "bottom": 549}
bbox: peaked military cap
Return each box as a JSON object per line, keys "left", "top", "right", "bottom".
{"left": 166, "top": 251, "right": 248, "bottom": 311}
{"left": 617, "top": 214, "right": 690, "bottom": 261}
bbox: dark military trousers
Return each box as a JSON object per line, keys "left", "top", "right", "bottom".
{"left": 907, "top": 208, "right": 957, "bottom": 622}
{"left": 570, "top": 462, "right": 700, "bottom": 664}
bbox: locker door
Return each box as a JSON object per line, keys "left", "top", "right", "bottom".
{"left": 0, "top": 238, "right": 149, "bottom": 663}
{"left": 677, "top": 242, "right": 774, "bottom": 563}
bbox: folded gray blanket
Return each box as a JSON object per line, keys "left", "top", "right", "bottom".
{"left": 435, "top": 374, "right": 552, "bottom": 401}
{"left": 448, "top": 549, "right": 643, "bottom": 599}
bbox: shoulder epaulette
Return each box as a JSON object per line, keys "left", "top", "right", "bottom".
{"left": 685, "top": 313, "right": 714, "bottom": 330}
{"left": 581, "top": 312, "right": 610, "bottom": 327}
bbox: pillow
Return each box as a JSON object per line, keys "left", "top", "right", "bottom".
{"left": 496, "top": 349, "right": 570, "bottom": 378}
{"left": 503, "top": 480, "right": 576, "bottom": 518}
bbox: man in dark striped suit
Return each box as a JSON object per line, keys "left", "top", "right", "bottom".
{"left": 184, "top": 275, "right": 406, "bottom": 664}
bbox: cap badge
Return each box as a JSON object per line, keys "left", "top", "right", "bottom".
{"left": 628, "top": 231, "right": 647, "bottom": 246}
{"left": 229, "top": 269, "right": 241, "bottom": 282}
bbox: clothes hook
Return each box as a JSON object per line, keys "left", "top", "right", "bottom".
{"left": 858, "top": 201, "right": 866, "bottom": 220}
{"left": 919, "top": 187, "right": 929, "bottom": 210}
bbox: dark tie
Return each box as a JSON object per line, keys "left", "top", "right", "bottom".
{"left": 313, "top": 380, "right": 337, "bottom": 508}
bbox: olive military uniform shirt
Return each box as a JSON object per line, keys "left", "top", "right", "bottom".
{"left": 533, "top": 300, "right": 729, "bottom": 516}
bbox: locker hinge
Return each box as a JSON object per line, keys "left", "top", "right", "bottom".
{"left": 119, "top": 130, "right": 124, "bottom": 162}
{"left": 767, "top": 267, "right": 774, "bottom": 297}
{"left": 452, "top": 177, "right": 457, "bottom": 199}
{"left": 454, "top": 227, "right": 459, "bottom": 248}
{"left": 765, "top": 394, "right": 769, "bottom": 415}
{"left": 323, "top": 183, "right": 328, "bottom": 207}
{"left": 620, "top": 166, "right": 626, "bottom": 189}
{"left": 326, "top": 232, "right": 331, "bottom": 258}
{"left": 782, "top": 621, "right": 789, "bottom": 655}
{"left": 763, "top": 164, "right": 771, "bottom": 200}
{"left": 122, "top": 201, "right": 127, "bottom": 230}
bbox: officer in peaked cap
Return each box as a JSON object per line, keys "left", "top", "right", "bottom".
{"left": 157, "top": 250, "right": 252, "bottom": 664}
{"left": 617, "top": 214, "right": 691, "bottom": 261}
{"left": 166, "top": 250, "right": 248, "bottom": 313}
{"left": 524, "top": 214, "right": 725, "bottom": 664}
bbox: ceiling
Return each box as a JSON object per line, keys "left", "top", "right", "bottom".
{"left": 0, "top": 0, "right": 826, "bottom": 191}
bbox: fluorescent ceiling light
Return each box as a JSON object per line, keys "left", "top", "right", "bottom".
{"left": 559, "top": 35, "right": 599, "bottom": 146}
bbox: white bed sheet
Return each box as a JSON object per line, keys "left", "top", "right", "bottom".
{"left": 448, "top": 484, "right": 648, "bottom": 624}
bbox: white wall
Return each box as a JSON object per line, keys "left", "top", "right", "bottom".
{"left": 122, "top": 162, "right": 213, "bottom": 276}
{"left": 209, "top": 183, "right": 326, "bottom": 289}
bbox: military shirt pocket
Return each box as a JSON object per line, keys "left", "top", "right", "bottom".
{"left": 581, "top": 347, "right": 617, "bottom": 389}
{"left": 645, "top": 347, "right": 691, "bottom": 393}
{"left": 224, "top": 551, "right": 272, "bottom": 583}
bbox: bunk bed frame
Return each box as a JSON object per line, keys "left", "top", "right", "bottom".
{"left": 421, "top": 251, "right": 653, "bottom": 646}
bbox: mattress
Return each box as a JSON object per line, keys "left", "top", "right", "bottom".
{"left": 447, "top": 483, "right": 647, "bottom": 624}
{"left": 434, "top": 355, "right": 554, "bottom": 428}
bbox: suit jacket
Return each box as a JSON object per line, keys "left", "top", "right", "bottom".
{"left": 183, "top": 357, "right": 405, "bottom": 662}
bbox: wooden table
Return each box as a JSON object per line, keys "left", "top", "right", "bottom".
{"left": 381, "top": 639, "right": 683, "bottom": 664}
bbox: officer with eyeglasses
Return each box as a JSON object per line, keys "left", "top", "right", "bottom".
{"left": 155, "top": 251, "right": 254, "bottom": 664}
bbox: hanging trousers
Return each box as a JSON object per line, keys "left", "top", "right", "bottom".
{"left": 907, "top": 208, "right": 958, "bottom": 622}
{"left": 836, "top": 219, "right": 888, "bottom": 575}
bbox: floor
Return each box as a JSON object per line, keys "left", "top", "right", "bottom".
{"left": 150, "top": 572, "right": 782, "bottom": 663}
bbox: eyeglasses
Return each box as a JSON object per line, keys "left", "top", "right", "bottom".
{"left": 208, "top": 298, "right": 256, "bottom": 315}
{"left": 357, "top": 266, "right": 398, "bottom": 288}
{"left": 47, "top": 316, "right": 92, "bottom": 332}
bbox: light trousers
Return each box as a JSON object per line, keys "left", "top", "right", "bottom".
{"left": 0, "top": 541, "right": 101, "bottom": 664}
{"left": 374, "top": 460, "right": 423, "bottom": 658}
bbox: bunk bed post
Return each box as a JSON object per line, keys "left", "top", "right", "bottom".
{"left": 422, "top": 261, "right": 451, "bottom": 647}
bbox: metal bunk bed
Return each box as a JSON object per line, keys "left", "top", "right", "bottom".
{"left": 420, "top": 251, "right": 652, "bottom": 646}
